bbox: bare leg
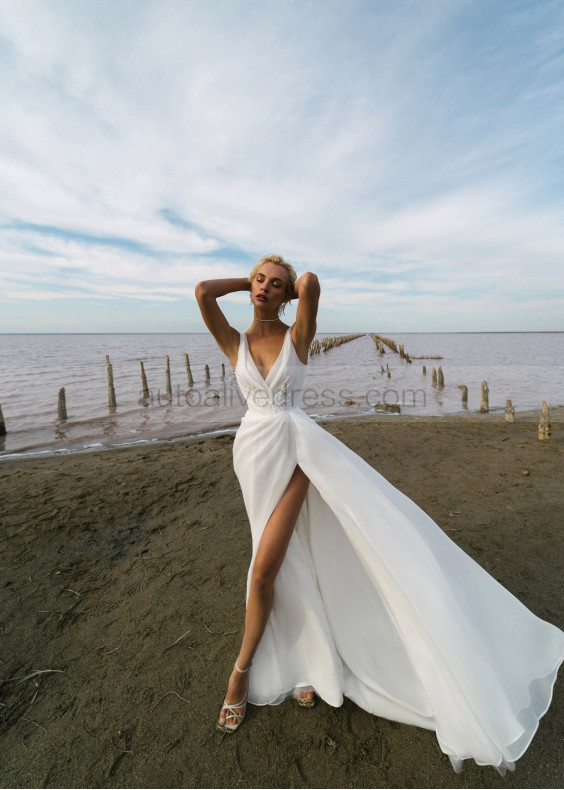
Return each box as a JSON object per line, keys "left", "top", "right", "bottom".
{"left": 218, "top": 464, "right": 311, "bottom": 726}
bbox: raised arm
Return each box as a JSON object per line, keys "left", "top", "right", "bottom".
{"left": 292, "top": 272, "right": 320, "bottom": 360}
{"left": 195, "top": 278, "right": 250, "bottom": 366}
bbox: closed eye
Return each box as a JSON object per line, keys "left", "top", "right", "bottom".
{"left": 256, "top": 275, "right": 282, "bottom": 288}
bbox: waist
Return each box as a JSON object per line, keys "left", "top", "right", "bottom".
{"left": 242, "top": 404, "right": 303, "bottom": 419}
{"left": 242, "top": 387, "right": 303, "bottom": 414}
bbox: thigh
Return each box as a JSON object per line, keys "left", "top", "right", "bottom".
{"left": 253, "top": 465, "right": 310, "bottom": 581}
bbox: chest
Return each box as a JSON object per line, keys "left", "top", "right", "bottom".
{"left": 245, "top": 333, "right": 287, "bottom": 372}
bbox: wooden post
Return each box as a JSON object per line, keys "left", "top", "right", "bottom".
{"left": 422, "top": 365, "right": 426, "bottom": 375}
{"left": 165, "top": 355, "right": 172, "bottom": 398}
{"left": 57, "top": 387, "right": 67, "bottom": 421}
{"left": 221, "top": 363, "right": 225, "bottom": 380}
{"left": 480, "top": 380, "right": 489, "bottom": 413}
{"left": 539, "top": 401, "right": 551, "bottom": 440}
{"left": 504, "top": 399, "right": 515, "bottom": 423}
{"left": 140, "top": 361, "right": 149, "bottom": 399}
{"left": 0, "top": 403, "right": 6, "bottom": 436}
{"left": 458, "top": 384, "right": 468, "bottom": 407}
{"left": 437, "top": 367, "right": 444, "bottom": 389}
{"left": 309, "top": 339, "right": 321, "bottom": 356}
{"left": 184, "top": 353, "right": 194, "bottom": 388}
{"left": 431, "top": 367, "right": 437, "bottom": 386}
{"left": 205, "top": 364, "right": 210, "bottom": 385}
{"left": 105, "top": 355, "right": 117, "bottom": 409}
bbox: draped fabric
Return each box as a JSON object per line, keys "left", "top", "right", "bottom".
{"left": 232, "top": 326, "right": 564, "bottom": 773}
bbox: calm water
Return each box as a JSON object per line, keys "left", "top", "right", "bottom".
{"left": 0, "top": 332, "right": 562, "bottom": 458}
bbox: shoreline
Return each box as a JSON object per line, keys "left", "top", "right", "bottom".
{"left": 2, "top": 330, "right": 563, "bottom": 461}
{"left": 1, "top": 413, "right": 563, "bottom": 788}
{"left": 2, "top": 403, "right": 563, "bottom": 463}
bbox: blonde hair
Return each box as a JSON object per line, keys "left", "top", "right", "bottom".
{"left": 249, "top": 254, "right": 297, "bottom": 309}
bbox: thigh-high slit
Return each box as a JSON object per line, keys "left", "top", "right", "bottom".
{"left": 231, "top": 326, "right": 564, "bottom": 773}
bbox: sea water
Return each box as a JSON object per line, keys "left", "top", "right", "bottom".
{"left": 0, "top": 332, "right": 562, "bottom": 458}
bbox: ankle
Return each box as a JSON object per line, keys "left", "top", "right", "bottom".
{"left": 235, "top": 657, "right": 252, "bottom": 674}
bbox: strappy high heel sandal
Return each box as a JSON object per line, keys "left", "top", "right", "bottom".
{"left": 297, "top": 693, "right": 316, "bottom": 707}
{"left": 216, "top": 659, "right": 251, "bottom": 733}
{"left": 296, "top": 687, "right": 316, "bottom": 707}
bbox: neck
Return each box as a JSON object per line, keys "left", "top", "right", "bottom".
{"left": 253, "top": 313, "right": 281, "bottom": 323}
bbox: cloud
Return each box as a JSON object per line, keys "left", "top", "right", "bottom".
{"left": 0, "top": 0, "right": 563, "bottom": 330}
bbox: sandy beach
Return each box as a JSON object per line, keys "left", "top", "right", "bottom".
{"left": 1, "top": 411, "right": 563, "bottom": 789}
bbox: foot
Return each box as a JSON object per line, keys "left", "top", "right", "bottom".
{"left": 296, "top": 688, "right": 316, "bottom": 707}
{"left": 217, "top": 660, "right": 251, "bottom": 732}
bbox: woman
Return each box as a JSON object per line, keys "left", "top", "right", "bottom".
{"left": 195, "top": 255, "right": 563, "bottom": 774}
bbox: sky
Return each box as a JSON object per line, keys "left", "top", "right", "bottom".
{"left": 1, "top": 0, "right": 563, "bottom": 333}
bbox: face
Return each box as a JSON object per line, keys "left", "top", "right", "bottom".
{"left": 251, "top": 263, "right": 289, "bottom": 310}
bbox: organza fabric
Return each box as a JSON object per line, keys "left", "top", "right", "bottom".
{"left": 232, "top": 326, "right": 564, "bottom": 773}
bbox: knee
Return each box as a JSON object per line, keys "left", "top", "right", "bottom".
{"left": 250, "top": 563, "right": 275, "bottom": 599}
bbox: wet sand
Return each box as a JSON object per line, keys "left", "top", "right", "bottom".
{"left": 1, "top": 411, "right": 563, "bottom": 788}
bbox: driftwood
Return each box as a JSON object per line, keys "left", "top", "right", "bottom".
{"left": 504, "top": 399, "right": 515, "bottom": 423}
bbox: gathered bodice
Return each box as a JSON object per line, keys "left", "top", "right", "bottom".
{"left": 235, "top": 327, "right": 307, "bottom": 414}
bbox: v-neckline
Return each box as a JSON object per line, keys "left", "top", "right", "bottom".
{"left": 244, "top": 327, "right": 289, "bottom": 383}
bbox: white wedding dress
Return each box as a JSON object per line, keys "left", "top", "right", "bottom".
{"left": 232, "top": 326, "right": 564, "bottom": 773}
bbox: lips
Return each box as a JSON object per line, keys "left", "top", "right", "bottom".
{"left": 256, "top": 294, "right": 267, "bottom": 302}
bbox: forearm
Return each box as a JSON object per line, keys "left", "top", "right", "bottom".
{"left": 195, "top": 277, "right": 251, "bottom": 301}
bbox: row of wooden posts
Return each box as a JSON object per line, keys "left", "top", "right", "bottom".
{"left": 1, "top": 333, "right": 346, "bottom": 432}
{"left": 0, "top": 352, "right": 223, "bottom": 434}
{"left": 0, "top": 337, "right": 554, "bottom": 441}
{"left": 69, "top": 353, "right": 225, "bottom": 417}
{"left": 370, "top": 334, "right": 414, "bottom": 363}
{"left": 309, "top": 334, "right": 364, "bottom": 356}
{"left": 370, "top": 335, "right": 552, "bottom": 439}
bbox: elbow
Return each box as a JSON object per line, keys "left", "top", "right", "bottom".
{"left": 301, "top": 272, "right": 320, "bottom": 295}
{"left": 195, "top": 281, "right": 208, "bottom": 302}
